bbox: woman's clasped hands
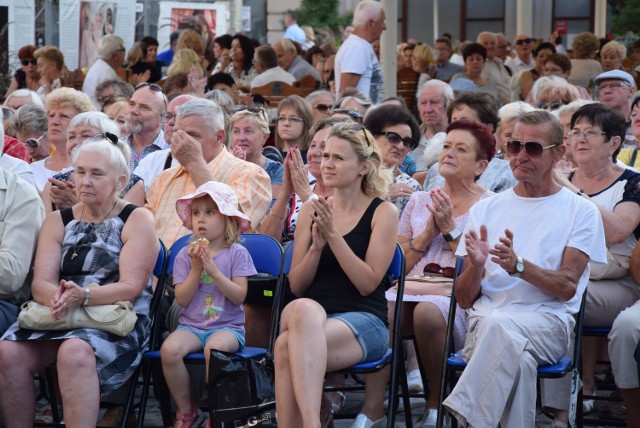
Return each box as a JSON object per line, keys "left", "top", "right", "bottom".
{"left": 50, "top": 279, "right": 84, "bottom": 320}
{"left": 309, "top": 197, "right": 335, "bottom": 251}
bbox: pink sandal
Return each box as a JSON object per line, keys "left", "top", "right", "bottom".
{"left": 174, "top": 401, "right": 198, "bottom": 428}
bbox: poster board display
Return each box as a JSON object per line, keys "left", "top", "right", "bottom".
{"left": 157, "top": 2, "right": 228, "bottom": 54}
{"left": 59, "top": 0, "right": 136, "bottom": 70}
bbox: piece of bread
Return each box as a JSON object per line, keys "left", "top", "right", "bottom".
{"left": 196, "top": 237, "right": 209, "bottom": 247}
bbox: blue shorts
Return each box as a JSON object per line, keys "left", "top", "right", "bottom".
{"left": 177, "top": 325, "right": 245, "bottom": 351}
{"left": 328, "top": 312, "right": 388, "bottom": 363}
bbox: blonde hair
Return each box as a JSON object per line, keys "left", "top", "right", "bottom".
{"left": 601, "top": 41, "right": 627, "bottom": 60}
{"left": 168, "top": 48, "right": 204, "bottom": 77}
{"left": 104, "top": 100, "right": 128, "bottom": 120}
{"left": 191, "top": 196, "right": 242, "bottom": 247}
{"left": 176, "top": 29, "right": 205, "bottom": 58}
{"left": 45, "top": 87, "right": 95, "bottom": 114}
{"left": 413, "top": 44, "right": 435, "bottom": 69}
{"left": 230, "top": 108, "right": 270, "bottom": 136}
{"left": 34, "top": 46, "right": 65, "bottom": 71}
{"left": 126, "top": 41, "right": 146, "bottom": 66}
{"left": 571, "top": 32, "right": 600, "bottom": 59}
{"left": 325, "top": 122, "right": 390, "bottom": 198}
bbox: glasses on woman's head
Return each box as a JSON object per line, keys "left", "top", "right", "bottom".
{"left": 233, "top": 105, "right": 264, "bottom": 114}
{"left": 506, "top": 140, "right": 560, "bottom": 157}
{"left": 568, "top": 128, "right": 607, "bottom": 142}
{"left": 25, "top": 134, "right": 46, "bottom": 149}
{"left": 423, "top": 263, "right": 455, "bottom": 278}
{"left": 87, "top": 132, "right": 119, "bottom": 145}
{"left": 537, "top": 99, "right": 565, "bottom": 111}
{"left": 21, "top": 58, "right": 37, "bottom": 66}
{"left": 333, "top": 108, "right": 363, "bottom": 123}
{"left": 313, "top": 104, "right": 331, "bottom": 112}
{"left": 379, "top": 131, "right": 418, "bottom": 150}
{"left": 347, "top": 124, "right": 374, "bottom": 148}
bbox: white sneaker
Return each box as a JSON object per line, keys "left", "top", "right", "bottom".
{"left": 350, "top": 413, "right": 387, "bottom": 428}
{"left": 407, "top": 369, "right": 424, "bottom": 393}
{"left": 417, "top": 408, "right": 437, "bottom": 428}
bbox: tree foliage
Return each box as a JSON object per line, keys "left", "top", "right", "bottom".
{"left": 297, "top": 0, "right": 352, "bottom": 37}
{"left": 611, "top": 0, "right": 640, "bottom": 34}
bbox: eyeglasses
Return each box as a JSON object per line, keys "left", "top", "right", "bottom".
{"left": 568, "top": 128, "right": 607, "bottom": 142}
{"left": 97, "top": 94, "right": 127, "bottom": 105}
{"left": 333, "top": 108, "right": 363, "bottom": 122}
{"left": 543, "top": 66, "right": 563, "bottom": 74}
{"left": 597, "top": 82, "right": 630, "bottom": 91}
{"left": 276, "top": 116, "right": 304, "bottom": 124}
{"left": 87, "top": 132, "right": 119, "bottom": 145}
{"left": 423, "top": 263, "right": 455, "bottom": 278}
{"left": 234, "top": 105, "right": 264, "bottom": 114}
{"left": 1, "top": 108, "right": 13, "bottom": 119}
{"left": 164, "top": 112, "right": 177, "bottom": 122}
{"left": 379, "top": 131, "right": 418, "bottom": 150}
{"left": 537, "top": 99, "right": 565, "bottom": 111}
{"left": 21, "top": 58, "right": 37, "bottom": 66}
{"left": 313, "top": 104, "right": 332, "bottom": 112}
{"left": 506, "top": 140, "right": 560, "bottom": 157}
{"left": 25, "top": 134, "right": 46, "bottom": 149}
{"left": 515, "top": 38, "right": 533, "bottom": 45}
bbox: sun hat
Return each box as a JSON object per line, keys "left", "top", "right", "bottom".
{"left": 594, "top": 69, "right": 635, "bottom": 87}
{"left": 175, "top": 181, "right": 251, "bottom": 232}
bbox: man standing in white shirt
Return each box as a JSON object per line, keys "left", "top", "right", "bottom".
{"left": 505, "top": 35, "right": 536, "bottom": 74}
{"left": 334, "top": 0, "right": 386, "bottom": 103}
{"left": 82, "top": 35, "right": 126, "bottom": 110}
{"left": 283, "top": 11, "right": 306, "bottom": 46}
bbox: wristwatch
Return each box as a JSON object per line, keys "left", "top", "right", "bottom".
{"left": 442, "top": 226, "right": 462, "bottom": 242}
{"left": 510, "top": 256, "right": 525, "bottom": 277}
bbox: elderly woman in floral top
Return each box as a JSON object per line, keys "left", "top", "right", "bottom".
{"left": 364, "top": 104, "right": 422, "bottom": 215}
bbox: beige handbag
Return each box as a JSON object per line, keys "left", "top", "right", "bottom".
{"left": 18, "top": 287, "right": 137, "bottom": 337}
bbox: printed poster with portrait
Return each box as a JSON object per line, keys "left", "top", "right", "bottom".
{"left": 157, "top": 2, "right": 228, "bottom": 55}
{"left": 59, "top": 0, "right": 135, "bottom": 70}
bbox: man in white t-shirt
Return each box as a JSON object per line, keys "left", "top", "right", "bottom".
{"left": 334, "top": 0, "right": 386, "bottom": 103}
{"left": 82, "top": 35, "right": 126, "bottom": 110}
{"left": 442, "top": 110, "right": 607, "bottom": 427}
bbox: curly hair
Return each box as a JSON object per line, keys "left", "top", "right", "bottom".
{"left": 571, "top": 32, "right": 600, "bottom": 59}
{"left": 34, "top": 46, "right": 65, "bottom": 71}
{"left": 176, "top": 29, "right": 206, "bottom": 58}
{"left": 45, "top": 87, "right": 95, "bottom": 114}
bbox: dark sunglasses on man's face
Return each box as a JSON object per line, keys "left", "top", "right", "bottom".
{"left": 379, "top": 131, "right": 418, "bottom": 150}
{"left": 506, "top": 140, "right": 560, "bottom": 157}
{"left": 314, "top": 104, "right": 331, "bottom": 112}
{"left": 21, "top": 58, "right": 37, "bottom": 66}
{"left": 515, "top": 38, "right": 532, "bottom": 46}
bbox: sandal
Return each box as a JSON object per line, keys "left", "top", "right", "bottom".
{"left": 329, "top": 391, "right": 346, "bottom": 414}
{"left": 174, "top": 400, "right": 198, "bottom": 428}
{"left": 583, "top": 398, "right": 595, "bottom": 414}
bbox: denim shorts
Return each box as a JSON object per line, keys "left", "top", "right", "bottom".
{"left": 177, "top": 325, "right": 245, "bottom": 351}
{"left": 328, "top": 312, "right": 388, "bottom": 363}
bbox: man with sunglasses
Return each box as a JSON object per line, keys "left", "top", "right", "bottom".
{"left": 442, "top": 111, "right": 606, "bottom": 428}
{"left": 505, "top": 35, "right": 536, "bottom": 74}
{"left": 122, "top": 83, "right": 168, "bottom": 170}
{"left": 594, "top": 69, "right": 637, "bottom": 148}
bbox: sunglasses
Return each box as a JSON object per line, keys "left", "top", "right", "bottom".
{"left": 1, "top": 108, "right": 13, "bottom": 119}
{"left": 87, "top": 132, "right": 119, "bottom": 145}
{"left": 423, "top": 263, "right": 455, "bottom": 278}
{"left": 506, "top": 140, "right": 560, "bottom": 157}
{"left": 314, "top": 104, "right": 332, "bottom": 112}
{"left": 25, "top": 134, "right": 46, "bottom": 149}
{"left": 135, "top": 82, "right": 167, "bottom": 109}
{"left": 379, "top": 131, "right": 417, "bottom": 150}
{"left": 21, "top": 58, "right": 37, "bottom": 66}
{"left": 333, "top": 108, "right": 363, "bottom": 122}
{"left": 347, "top": 124, "right": 374, "bottom": 148}
{"left": 515, "top": 38, "right": 533, "bottom": 45}
{"left": 537, "top": 99, "right": 565, "bottom": 111}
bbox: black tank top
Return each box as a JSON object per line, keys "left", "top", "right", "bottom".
{"left": 304, "top": 197, "right": 389, "bottom": 325}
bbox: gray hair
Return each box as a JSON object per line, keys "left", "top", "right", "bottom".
{"left": 95, "top": 79, "right": 134, "bottom": 101}
{"left": 204, "top": 89, "right": 235, "bottom": 117}
{"left": 353, "top": 0, "right": 384, "bottom": 28}
{"left": 306, "top": 89, "right": 334, "bottom": 105}
{"left": 498, "top": 101, "right": 537, "bottom": 125}
{"left": 11, "top": 104, "right": 48, "bottom": 134}
{"left": 97, "top": 35, "right": 125, "bottom": 60}
{"left": 72, "top": 138, "right": 131, "bottom": 186}
{"left": 68, "top": 111, "right": 121, "bottom": 137}
{"left": 416, "top": 79, "right": 455, "bottom": 107}
{"left": 554, "top": 99, "right": 597, "bottom": 119}
{"left": 530, "top": 75, "right": 580, "bottom": 104}
{"left": 176, "top": 98, "right": 225, "bottom": 136}
{"left": 3, "top": 89, "right": 43, "bottom": 107}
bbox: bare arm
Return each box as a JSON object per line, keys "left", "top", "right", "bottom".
{"left": 123, "top": 180, "right": 146, "bottom": 206}
{"left": 339, "top": 73, "right": 362, "bottom": 94}
{"left": 31, "top": 212, "right": 66, "bottom": 305}
{"left": 631, "top": 241, "right": 640, "bottom": 283}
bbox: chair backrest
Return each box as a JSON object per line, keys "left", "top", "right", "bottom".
{"left": 148, "top": 240, "right": 169, "bottom": 351}
{"left": 295, "top": 75, "right": 320, "bottom": 89}
{"left": 396, "top": 67, "right": 420, "bottom": 115}
{"left": 251, "top": 81, "right": 313, "bottom": 109}
{"left": 167, "top": 234, "right": 192, "bottom": 276}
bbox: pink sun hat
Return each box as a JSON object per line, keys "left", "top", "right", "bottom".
{"left": 175, "top": 181, "right": 251, "bottom": 232}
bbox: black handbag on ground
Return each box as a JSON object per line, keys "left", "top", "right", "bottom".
{"left": 207, "top": 350, "right": 277, "bottom": 428}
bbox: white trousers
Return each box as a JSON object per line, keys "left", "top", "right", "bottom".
{"left": 443, "top": 311, "right": 568, "bottom": 428}
{"left": 609, "top": 299, "right": 640, "bottom": 389}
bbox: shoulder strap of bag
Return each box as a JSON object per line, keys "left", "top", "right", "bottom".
{"left": 630, "top": 148, "right": 638, "bottom": 167}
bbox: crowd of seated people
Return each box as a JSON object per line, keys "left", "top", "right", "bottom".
{"left": 0, "top": 13, "right": 639, "bottom": 428}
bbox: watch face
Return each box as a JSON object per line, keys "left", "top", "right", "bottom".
{"left": 516, "top": 258, "right": 524, "bottom": 272}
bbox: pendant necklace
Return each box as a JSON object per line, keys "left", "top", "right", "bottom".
{"left": 71, "top": 201, "right": 118, "bottom": 260}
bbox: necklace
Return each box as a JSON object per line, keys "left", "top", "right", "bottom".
{"left": 71, "top": 201, "right": 119, "bottom": 260}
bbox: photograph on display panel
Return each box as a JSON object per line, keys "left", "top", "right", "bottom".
{"left": 78, "top": 1, "right": 117, "bottom": 69}
{"left": 170, "top": 8, "right": 217, "bottom": 51}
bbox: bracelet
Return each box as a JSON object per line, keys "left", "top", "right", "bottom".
{"left": 83, "top": 288, "right": 91, "bottom": 306}
{"left": 576, "top": 189, "right": 585, "bottom": 197}
{"left": 409, "top": 240, "right": 425, "bottom": 255}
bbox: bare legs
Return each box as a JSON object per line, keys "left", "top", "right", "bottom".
{"left": 275, "top": 299, "right": 363, "bottom": 428}
{"left": 0, "top": 338, "right": 100, "bottom": 428}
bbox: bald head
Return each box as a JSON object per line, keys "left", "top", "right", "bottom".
{"left": 165, "top": 94, "right": 197, "bottom": 144}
